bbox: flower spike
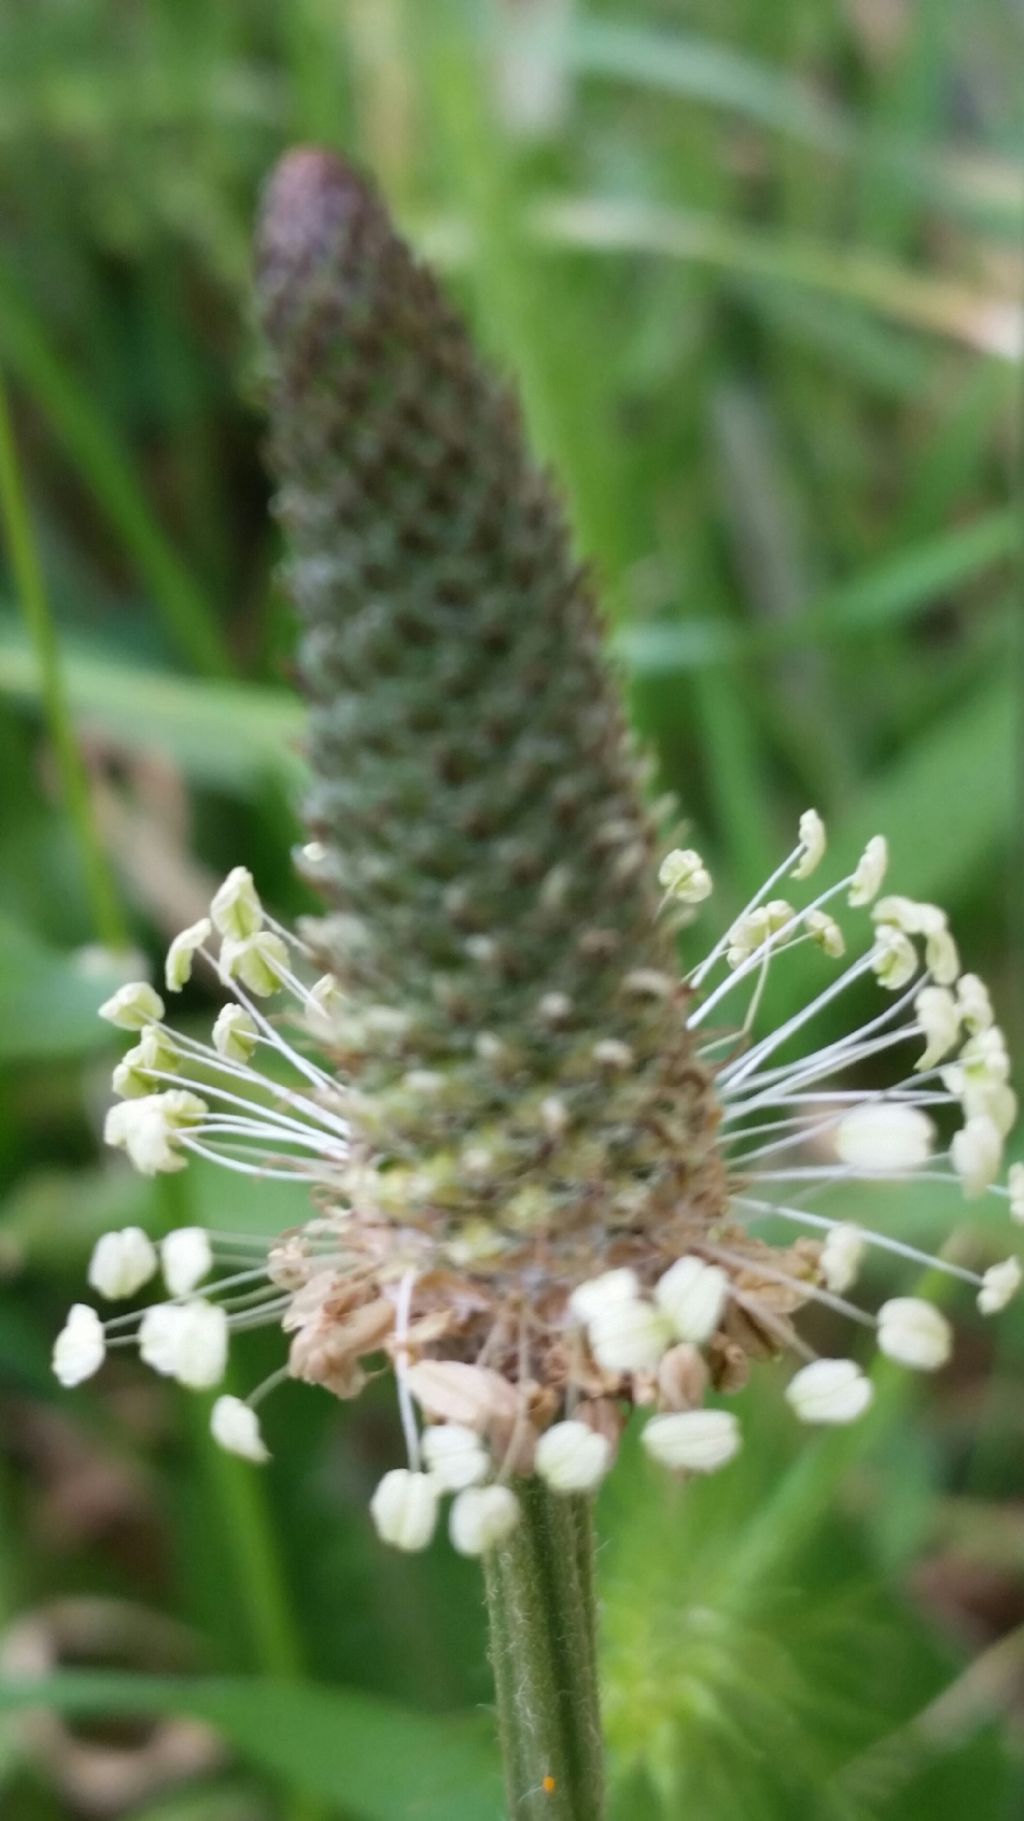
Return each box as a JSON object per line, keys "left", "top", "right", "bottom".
{"left": 55, "top": 151, "right": 1019, "bottom": 1561}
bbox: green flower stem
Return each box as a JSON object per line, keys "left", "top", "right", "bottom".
{"left": 484, "top": 1481, "right": 604, "bottom": 1820}
{"left": 0, "top": 372, "right": 127, "bottom": 948}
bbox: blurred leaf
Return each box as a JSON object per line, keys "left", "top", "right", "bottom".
{"left": 1, "top": 1163, "right": 150, "bottom": 1271}
{"left": 828, "top": 675, "right": 1012, "bottom": 903}
{"left": 0, "top": 1154, "right": 307, "bottom": 1276}
{"left": 814, "top": 513, "right": 1013, "bottom": 638}
{"left": 0, "top": 916, "right": 128, "bottom": 1061}
{"left": 0, "top": 621, "right": 303, "bottom": 791}
{"left": 564, "top": 17, "right": 1022, "bottom": 233}
{"left": 0, "top": 1293, "right": 62, "bottom": 1395}
{"left": 0, "top": 1674, "right": 501, "bottom": 1821}
{"left": 0, "top": 264, "right": 227, "bottom": 675}
{"left": 618, "top": 512, "right": 1015, "bottom": 675}
{"left": 529, "top": 197, "right": 1021, "bottom": 359}
{"left": 569, "top": 16, "right": 850, "bottom": 152}
{"left": 3, "top": 498, "right": 1010, "bottom": 794}
{"left": 119, "top": 1785, "right": 271, "bottom": 1821}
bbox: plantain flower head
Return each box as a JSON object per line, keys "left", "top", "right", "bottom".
{"left": 55, "top": 151, "right": 1021, "bottom": 1555}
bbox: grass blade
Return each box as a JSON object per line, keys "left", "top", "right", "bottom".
{"left": 0, "top": 377, "right": 126, "bottom": 944}
{"left": 0, "top": 1673, "right": 502, "bottom": 1821}
{"left": 0, "top": 264, "right": 229, "bottom": 675}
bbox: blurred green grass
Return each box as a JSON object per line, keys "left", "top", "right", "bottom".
{"left": 0, "top": 0, "right": 1021, "bottom": 1816}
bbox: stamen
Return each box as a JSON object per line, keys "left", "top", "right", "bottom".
{"left": 263, "top": 912, "right": 318, "bottom": 961}
{"left": 718, "top": 953, "right": 880, "bottom": 1090}
{"left": 223, "top": 1297, "right": 292, "bottom": 1333}
{"left": 731, "top": 942, "right": 776, "bottom": 1043}
{"left": 178, "top": 1138, "right": 328, "bottom": 1182}
{"left": 688, "top": 928, "right": 802, "bottom": 1030}
{"left": 744, "top": 1166, "right": 962, "bottom": 1187}
{"left": 142, "top": 1067, "right": 348, "bottom": 1151}
{"left": 392, "top": 1270, "right": 421, "bottom": 1471}
{"left": 722, "top": 1026, "right": 924, "bottom": 1118}
{"left": 688, "top": 871, "right": 856, "bottom": 1030}
{"left": 702, "top": 1239, "right": 877, "bottom": 1328}
{"left": 723, "top": 1086, "right": 954, "bottom": 1141}
{"left": 67, "top": 831, "right": 1018, "bottom": 1553}
{"left": 202, "top": 950, "right": 340, "bottom": 1097}
{"left": 215, "top": 1285, "right": 295, "bottom": 1317}
{"left": 155, "top": 1025, "right": 349, "bottom": 1137}
{"left": 98, "top": 1265, "right": 277, "bottom": 1337}
{"left": 723, "top": 978, "right": 923, "bottom": 1096}
{"left": 726, "top": 1281, "right": 817, "bottom": 1363}
{"left": 733, "top": 1196, "right": 981, "bottom": 1287}
{"left": 191, "top": 1117, "right": 347, "bottom": 1160}
{"left": 277, "top": 962, "right": 324, "bottom": 1009}
{"left": 688, "top": 843, "right": 803, "bottom": 988}
{"left": 248, "top": 1364, "right": 291, "bottom": 1408}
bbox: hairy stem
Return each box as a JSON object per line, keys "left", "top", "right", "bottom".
{"left": 484, "top": 1481, "right": 603, "bottom": 1820}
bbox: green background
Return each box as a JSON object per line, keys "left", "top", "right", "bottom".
{"left": 0, "top": 1, "right": 1019, "bottom": 1816}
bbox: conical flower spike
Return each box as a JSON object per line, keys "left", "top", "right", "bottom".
{"left": 58, "top": 152, "right": 1020, "bottom": 1588}
{"left": 256, "top": 147, "right": 724, "bottom": 1245}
